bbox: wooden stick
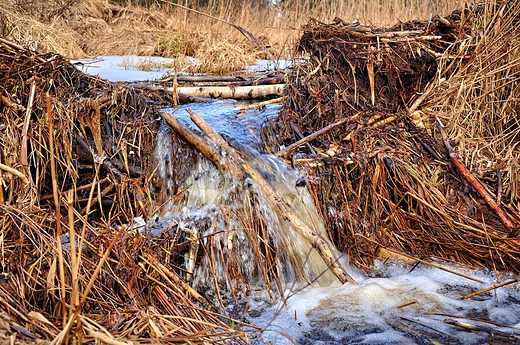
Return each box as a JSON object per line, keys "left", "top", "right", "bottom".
{"left": 159, "top": 112, "right": 245, "bottom": 180}
{"left": 47, "top": 94, "right": 68, "bottom": 327}
{"left": 235, "top": 96, "right": 285, "bottom": 111}
{"left": 290, "top": 122, "right": 316, "bottom": 156}
{"left": 436, "top": 118, "right": 516, "bottom": 235}
{"left": 187, "top": 109, "right": 356, "bottom": 284}
{"left": 496, "top": 169, "right": 502, "bottom": 205}
{"left": 276, "top": 118, "right": 348, "bottom": 159}
{"left": 40, "top": 177, "right": 109, "bottom": 201}
{"left": 463, "top": 277, "right": 520, "bottom": 299}
{"left": 21, "top": 82, "right": 36, "bottom": 166}
{"left": 408, "top": 79, "right": 437, "bottom": 115}
{"left": 140, "top": 255, "right": 210, "bottom": 309}
{"left": 0, "top": 163, "right": 29, "bottom": 185}
{"left": 165, "top": 84, "right": 285, "bottom": 100}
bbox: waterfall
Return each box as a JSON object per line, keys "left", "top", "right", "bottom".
{"left": 149, "top": 104, "right": 347, "bottom": 297}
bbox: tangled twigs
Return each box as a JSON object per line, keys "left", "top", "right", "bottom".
{"left": 436, "top": 118, "right": 517, "bottom": 236}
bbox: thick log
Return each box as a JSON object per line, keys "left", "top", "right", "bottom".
{"left": 187, "top": 109, "right": 357, "bottom": 285}
{"left": 159, "top": 112, "right": 245, "bottom": 180}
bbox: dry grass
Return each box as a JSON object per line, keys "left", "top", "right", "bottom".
{"left": 273, "top": 1, "right": 520, "bottom": 273}
{"left": 1, "top": 0, "right": 465, "bottom": 73}
{"left": 0, "top": 38, "right": 255, "bottom": 343}
{"left": 422, "top": 1, "right": 520, "bottom": 210}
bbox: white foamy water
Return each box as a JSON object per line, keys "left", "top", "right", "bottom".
{"left": 246, "top": 262, "right": 520, "bottom": 344}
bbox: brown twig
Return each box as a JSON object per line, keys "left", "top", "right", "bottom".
{"left": 463, "top": 277, "right": 520, "bottom": 299}
{"left": 21, "top": 82, "right": 36, "bottom": 166}
{"left": 276, "top": 118, "right": 348, "bottom": 159}
{"left": 47, "top": 94, "right": 68, "bottom": 328}
{"left": 436, "top": 118, "right": 516, "bottom": 235}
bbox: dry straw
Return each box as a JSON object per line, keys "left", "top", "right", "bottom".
{"left": 275, "top": 1, "right": 520, "bottom": 273}
{"left": 0, "top": 38, "right": 250, "bottom": 343}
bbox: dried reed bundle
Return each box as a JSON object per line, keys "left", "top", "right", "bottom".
{"left": 423, "top": 1, "right": 520, "bottom": 211}
{"left": 274, "top": 2, "right": 520, "bottom": 272}
{"left": 0, "top": 39, "right": 250, "bottom": 343}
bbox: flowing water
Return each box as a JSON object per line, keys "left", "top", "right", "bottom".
{"left": 78, "top": 57, "right": 520, "bottom": 345}
{"left": 153, "top": 101, "right": 343, "bottom": 289}
{"left": 155, "top": 103, "right": 520, "bottom": 345}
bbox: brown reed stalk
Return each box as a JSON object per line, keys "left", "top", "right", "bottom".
{"left": 47, "top": 93, "right": 68, "bottom": 327}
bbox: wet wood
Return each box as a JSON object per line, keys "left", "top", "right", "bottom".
{"left": 290, "top": 122, "right": 317, "bottom": 155}
{"left": 235, "top": 96, "right": 284, "bottom": 111}
{"left": 436, "top": 118, "right": 517, "bottom": 235}
{"left": 276, "top": 118, "right": 348, "bottom": 159}
{"left": 186, "top": 109, "right": 357, "bottom": 285}
{"left": 159, "top": 112, "right": 245, "bottom": 180}
{"left": 463, "top": 277, "right": 520, "bottom": 299}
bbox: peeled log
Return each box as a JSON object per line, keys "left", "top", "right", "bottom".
{"left": 168, "top": 84, "right": 285, "bottom": 99}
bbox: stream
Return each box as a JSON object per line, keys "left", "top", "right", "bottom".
{"left": 76, "top": 56, "right": 520, "bottom": 345}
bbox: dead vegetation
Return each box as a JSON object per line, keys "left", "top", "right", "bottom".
{"left": 0, "top": 37, "right": 253, "bottom": 343}
{"left": 0, "top": 0, "right": 465, "bottom": 74}
{"left": 272, "top": 1, "right": 520, "bottom": 273}
{"left": 1, "top": 0, "right": 520, "bottom": 344}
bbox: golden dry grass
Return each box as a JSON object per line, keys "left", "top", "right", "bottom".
{"left": 423, "top": 1, "right": 520, "bottom": 210}
{"left": 1, "top": 0, "right": 465, "bottom": 73}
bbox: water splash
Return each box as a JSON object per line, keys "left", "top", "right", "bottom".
{"left": 150, "top": 102, "right": 347, "bottom": 294}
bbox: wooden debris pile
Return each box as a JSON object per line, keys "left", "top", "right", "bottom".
{"left": 274, "top": 2, "right": 520, "bottom": 272}
{"left": 0, "top": 38, "right": 250, "bottom": 343}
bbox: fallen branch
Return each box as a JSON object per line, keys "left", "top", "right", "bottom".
{"left": 276, "top": 118, "right": 348, "bottom": 158}
{"left": 21, "top": 81, "right": 36, "bottom": 166}
{"left": 290, "top": 122, "right": 317, "bottom": 156}
{"left": 0, "top": 163, "right": 30, "bottom": 185}
{"left": 235, "top": 96, "right": 284, "bottom": 111}
{"left": 164, "top": 84, "right": 285, "bottom": 100}
{"left": 436, "top": 118, "right": 517, "bottom": 235}
{"left": 463, "top": 277, "right": 520, "bottom": 299}
{"left": 159, "top": 112, "right": 245, "bottom": 179}
{"left": 186, "top": 109, "right": 357, "bottom": 285}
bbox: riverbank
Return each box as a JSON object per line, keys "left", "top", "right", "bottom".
{"left": 1, "top": 0, "right": 464, "bottom": 74}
